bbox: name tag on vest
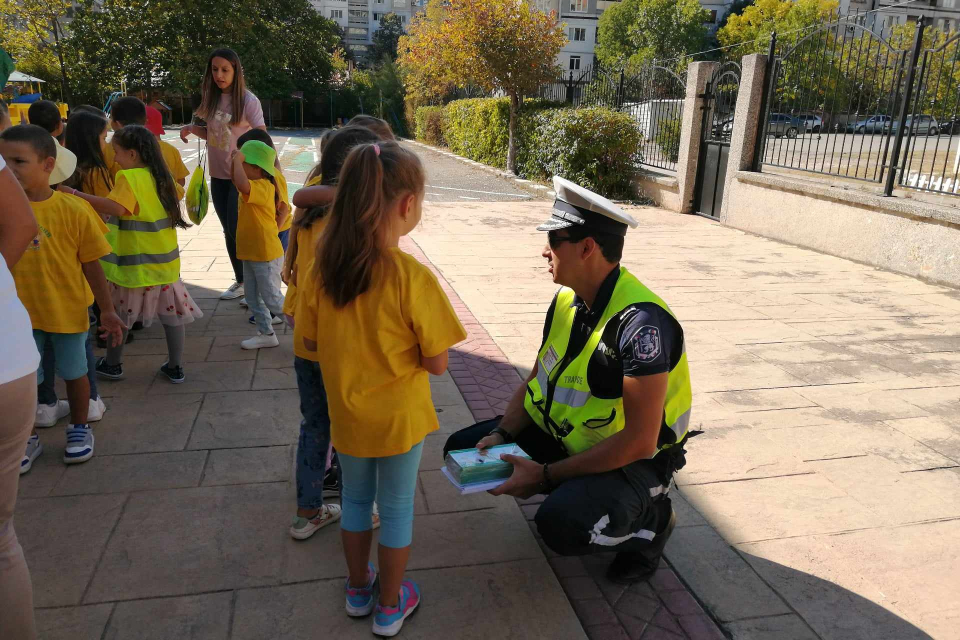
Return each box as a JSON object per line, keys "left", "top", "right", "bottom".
{"left": 541, "top": 345, "right": 560, "bottom": 374}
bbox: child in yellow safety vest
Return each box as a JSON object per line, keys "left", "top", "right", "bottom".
{"left": 63, "top": 125, "right": 202, "bottom": 384}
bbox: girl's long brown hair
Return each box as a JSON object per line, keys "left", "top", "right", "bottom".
{"left": 195, "top": 48, "right": 247, "bottom": 126}
{"left": 64, "top": 110, "right": 112, "bottom": 194}
{"left": 112, "top": 125, "right": 189, "bottom": 229}
{"left": 316, "top": 141, "right": 424, "bottom": 308}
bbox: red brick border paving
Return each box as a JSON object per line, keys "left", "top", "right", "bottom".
{"left": 404, "top": 236, "right": 725, "bottom": 640}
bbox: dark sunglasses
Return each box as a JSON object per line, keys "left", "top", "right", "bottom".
{"left": 548, "top": 230, "right": 578, "bottom": 249}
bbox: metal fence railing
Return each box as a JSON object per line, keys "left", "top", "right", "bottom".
{"left": 759, "top": 13, "right": 960, "bottom": 199}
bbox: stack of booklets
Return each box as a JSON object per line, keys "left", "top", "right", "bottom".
{"left": 441, "top": 444, "right": 531, "bottom": 495}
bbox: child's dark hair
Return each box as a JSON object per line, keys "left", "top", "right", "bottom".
{"left": 297, "top": 126, "right": 379, "bottom": 231}
{"left": 64, "top": 110, "right": 112, "bottom": 193}
{"left": 71, "top": 105, "right": 106, "bottom": 116}
{"left": 347, "top": 115, "right": 395, "bottom": 141}
{"left": 110, "top": 97, "right": 147, "bottom": 126}
{"left": 196, "top": 48, "right": 247, "bottom": 126}
{"left": 316, "top": 141, "right": 425, "bottom": 308}
{"left": 0, "top": 124, "right": 57, "bottom": 159}
{"left": 237, "top": 130, "right": 283, "bottom": 209}
{"left": 112, "top": 125, "right": 188, "bottom": 229}
{"left": 27, "top": 100, "right": 62, "bottom": 134}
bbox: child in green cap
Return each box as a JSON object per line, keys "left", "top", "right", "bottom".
{"left": 231, "top": 139, "right": 286, "bottom": 349}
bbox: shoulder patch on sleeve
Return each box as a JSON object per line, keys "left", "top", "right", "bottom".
{"left": 631, "top": 325, "right": 662, "bottom": 362}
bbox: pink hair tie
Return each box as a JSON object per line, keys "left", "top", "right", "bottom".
{"left": 373, "top": 144, "right": 381, "bottom": 156}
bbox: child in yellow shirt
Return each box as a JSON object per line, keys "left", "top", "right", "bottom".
{"left": 0, "top": 125, "right": 125, "bottom": 471}
{"left": 231, "top": 139, "right": 286, "bottom": 349}
{"left": 111, "top": 97, "right": 188, "bottom": 195}
{"left": 283, "top": 125, "right": 379, "bottom": 541}
{"left": 300, "top": 141, "right": 466, "bottom": 636}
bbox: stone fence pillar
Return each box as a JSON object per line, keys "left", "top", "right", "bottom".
{"left": 677, "top": 61, "right": 717, "bottom": 214}
{"left": 721, "top": 53, "right": 768, "bottom": 222}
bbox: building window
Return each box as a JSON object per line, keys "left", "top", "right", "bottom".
{"left": 349, "top": 9, "right": 368, "bottom": 19}
{"left": 401, "top": 15, "right": 407, "bottom": 23}
{"left": 375, "top": 0, "right": 384, "bottom": 4}
{"left": 705, "top": 9, "right": 717, "bottom": 23}
{"left": 348, "top": 27, "right": 368, "bottom": 37}
{"left": 569, "top": 55, "right": 581, "bottom": 70}
{"left": 373, "top": 12, "right": 382, "bottom": 21}
{"left": 535, "top": 0, "right": 553, "bottom": 12}
{"left": 570, "top": 0, "right": 587, "bottom": 12}
{"left": 571, "top": 27, "right": 586, "bottom": 41}
{"left": 331, "top": 9, "right": 343, "bottom": 18}
{"left": 394, "top": 0, "right": 404, "bottom": 7}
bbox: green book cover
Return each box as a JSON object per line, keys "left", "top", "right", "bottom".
{"left": 444, "top": 444, "right": 530, "bottom": 485}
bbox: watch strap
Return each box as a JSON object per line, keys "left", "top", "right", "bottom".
{"left": 489, "top": 426, "right": 514, "bottom": 443}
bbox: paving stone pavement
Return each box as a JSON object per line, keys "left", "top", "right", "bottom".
{"left": 17, "top": 215, "right": 585, "bottom": 640}
{"left": 407, "top": 199, "right": 960, "bottom": 640}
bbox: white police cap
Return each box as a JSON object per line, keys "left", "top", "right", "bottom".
{"left": 537, "top": 176, "right": 638, "bottom": 236}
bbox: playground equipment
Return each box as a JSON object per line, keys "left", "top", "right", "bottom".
{"left": 3, "top": 72, "right": 68, "bottom": 125}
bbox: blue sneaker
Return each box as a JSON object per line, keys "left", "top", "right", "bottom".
{"left": 21, "top": 435, "right": 42, "bottom": 475}
{"left": 372, "top": 580, "right": 420, "bottom": 637}
{"left": 345, "top": 563, "right": 378, "bottom": 617}
{"left": 64, "top": 424, "right": 94, "bottom": 464}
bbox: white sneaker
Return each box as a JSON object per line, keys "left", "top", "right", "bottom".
{"left": 88, "top": 397, "right": 107, "bottom": 422}
{"left": 21, "top": 436, "right": 42, "bottom": 475}
{"left": 36, "top": 400, "right": 70, "bottom": 428}
{"left": 220, "top": 282, "right": 244, "bottom": 300}
{"left": 239, "top": 297, "right": 248, "bottom": 308}
{"left": 241, "top": 332, "right": 279, "bottom": 350}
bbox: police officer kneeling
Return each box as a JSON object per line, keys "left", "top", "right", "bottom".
{"left": 443, "top": 177, "right": 693, "bottom": 584}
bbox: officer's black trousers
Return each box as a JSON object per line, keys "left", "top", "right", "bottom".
{"left": 443, "top": 419, "right": 677, "bottom": 556}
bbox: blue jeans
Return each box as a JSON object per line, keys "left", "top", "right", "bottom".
{"left": 242, "top": 258, "right": 285, "bottom": 334}
{"left": 339, "top": 440, "right": 424, "bottom": 548}
{"left": 278, "top": 229, "right": 290, "bottom": 252}
{"left": 210, "top": 177, "right": 242, "bottom": 283}
{"left": 294, "top": 357, "right": 334, "bottom": 510}
{"left": 37, "top": 314, "right": 98, "bottom": 403}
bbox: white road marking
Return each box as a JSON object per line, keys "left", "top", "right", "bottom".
{"left": 426, "top": 192, "right": 442, "bottom": 196}
{"left": 458, "top": 196, "right": 481, "bottom": 200}
{"left": 426, "top": 184, "right": 531, "bottom": 198}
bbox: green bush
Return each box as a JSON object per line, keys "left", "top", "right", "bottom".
{"left": 414, "top": 106, "right": 446, "bottom": 146}
{"left": 655, "top": 117, "right": 682, "bottom": 164}
{"left": 443, "top": 98, "right": 512, "bottom": 169}
{"left": 520, "top": 107, "right": 643, "bottom": 198}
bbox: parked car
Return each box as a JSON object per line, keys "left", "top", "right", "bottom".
{"left": 846, "top": 115, "right": 892, "bottom": 133}
{"left": 767, "top": 113, "right": 799, "bottom": 138}
{"left": 796, "top": 113, "right": 823, "bottom": 133}
{"left": 939, "top": 117, "right": 960, "bottom": 135}
{"left": 883, "top": 114, "right": 940, "bottom": 136}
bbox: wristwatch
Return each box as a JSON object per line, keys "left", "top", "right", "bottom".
{"left": 488, "top": 426, "right": 514, "bottom": 444}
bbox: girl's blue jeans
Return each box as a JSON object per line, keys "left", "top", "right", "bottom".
{"left": 338, "top": 440, "right": 424, "bottom": 549}
{"left": 294, "top": 356, "right": 334, "bottom": 510}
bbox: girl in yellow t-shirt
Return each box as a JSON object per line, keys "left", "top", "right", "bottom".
{"left": 64, "top": 125, "right": 201, "bottom": 385}
{"left": 64, "top": 110, "right": 115, "bottom": 199}
{"left": 300, "top": 141, "right": 466, "bottom": 636}
{"left": 283, "top": 126, "right": 379, "bottom": 542}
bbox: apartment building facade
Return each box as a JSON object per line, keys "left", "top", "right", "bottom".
{"left": 310, "top": 0, "right": 425, "bottom": 59}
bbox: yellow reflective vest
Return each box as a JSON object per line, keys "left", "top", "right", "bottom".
{"left": 101, "top": 168, "right": 181, "bottom": 288}
{"left": 523, "top": 267, "right": 692, "bottom": 456}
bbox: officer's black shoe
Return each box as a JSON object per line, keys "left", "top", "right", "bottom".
{"left": 606, "top": 505, "right": 677, "bottom": 585}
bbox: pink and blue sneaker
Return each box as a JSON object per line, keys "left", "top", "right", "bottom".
{"left": 345, "top": 563, "right": 378, "bottom": 617}
{"left": 372, "top": 580, "right": 420, "bottom": 637}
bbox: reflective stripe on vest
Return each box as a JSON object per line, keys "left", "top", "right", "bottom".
{"left": 101, "top": 168, "right": 181, "bottom": 288}
{"left": 523, "top": 267, "right": 693, "bottom": 457}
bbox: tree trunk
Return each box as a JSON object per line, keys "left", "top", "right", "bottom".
{"left": 51, "top": 18, "right": 71, "bottom": 106}
{"left": 507, "top": 91, "right": 519, "bottom": 174}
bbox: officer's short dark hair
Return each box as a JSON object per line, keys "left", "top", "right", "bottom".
{"left": 111, "top": 97, "right": 147, "bottom": 126}
{"left": 0, "top": 124, "right": 57, "bottom": 160}
{"left": 27, "top": 100, "right": 63, "bottom": 134}
{"left": 564, "top": 226, "right": 624, "bottom": 263}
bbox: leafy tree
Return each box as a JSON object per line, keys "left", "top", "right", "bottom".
{"left": 0, "top": 0, "right": 74, "bottom": 102}
{"left": 399, "top": 0, "right": 566, "bottom": 173}
{"left": 371, "top": 13, "right": 405, "bottom": 63}
{"left": 716, "top": 0, "right": 755, "bottom": 32}
{"left": 596, "top": 0, "right": 710, "bottom": 70}
{"left": 717, "top": 0, "right": 838, "bottom": 52}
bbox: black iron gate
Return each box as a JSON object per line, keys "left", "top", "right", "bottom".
{"left": 694, "top": 62, "right": 741, "bottom": 218}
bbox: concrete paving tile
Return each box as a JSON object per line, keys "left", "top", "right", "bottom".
{"left": 737, "top": 406, "right": 845, "bottom": 430}
{"left": 150, "top": 360, "right": 255, "bottom": 394}
{"left": 104, "top": 592, "right": 232, "bottom": 640}
{"left": 235, "top": 559, "right": 586, "bottom": 640}
{"left": 885, "top": 415, "right": 960, "bottom": 463}
{"left": 890, "top": 384, "right": 960, "bottom": 418}
{"left": 205, "top": 335, "right": 258, "bottom": 361}
{"left": 725, "top": 614, "right": 820, "bottom": 640}
{"left": 91, "top": 355, "right": 170, "bottom": 397}
{"left": 677, "top": 614, "right": 725, "bottom": 640}
{"left": 17, "top": 494, "right": 126, "bottom": 607}
{"left": 254, "top": 333, "right": 295, "bottom": 368}
{"left": 707, "top": 388, "right": 818, "bottom": 412}
{"left": 86, "top": 484, "right": 289, "bottom": 602}
{"left": 792, "top": 383, "right": 929, "bottom": 422}
{"left": 435, "top": 401, "right": 477, "bottom": 434}
{"left": 201, "top": 445, "right": 293, "bottom": 486}
{"left": 419, "top": 433, "right": 450, "bottom": 471}
{"left": 187, "top": 390, "right": 300, "bottom": 449}
{"left": 677, "top": 426, "right": 804, "bottom": 486}
{"left": 430, "top": 372, "right": 466, "bottom": 406}
{"left": 680, "top": 474, "right": 884, "bottom": 543}
{"left": 252, "top": 366, "right": 298, "bottom": 390}
{"left": 115, "top": 335, "right": 213, "bottom": 362}
{"left": 689, "top": 357, "right": 807, "bottom": 393}
{"left": 573, "top": 598, "right": 620, "bottom": 627}
{"left": 738, "top": 526, "right": 949, "bottom": 640}
{"left": 418, "top": 468, "right": 499, "bottom": 513}
{"left": 664, "top": 525, "right": 789, "bottom": 623}
{"left": 586, "top": 623, "right": 632, "bottom": 640}
{"left": 668, "top": 490, "right": 708, "bottom": 528}
{"left": 50, "top": 451, "right": 206, "bottom": 496}
{"left": 34, "top": 604, "right": 114, "bottom": 640}
{"left": 84, "top": 394, "right": 203, "bottom": 455}
{"left": 764, "top": 422, "right": 956, "bottom": 472}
